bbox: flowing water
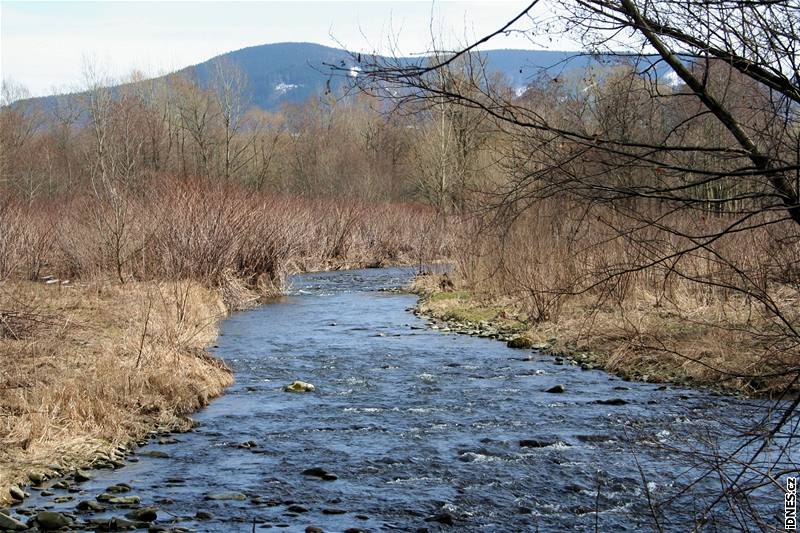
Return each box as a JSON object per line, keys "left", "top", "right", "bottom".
{"left": 12, "top": 268, "right": 797, "bottom": 532}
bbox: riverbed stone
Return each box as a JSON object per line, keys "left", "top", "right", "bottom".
{"left": 507, "top": 337, "right": 534, "bottom": 349}
{"left": 305, "top": 527, "right": 324, "bottom": 533}
{"left": 301, "top": 467, "right": 337, "bottom": 481}
{"left": 286, "top": 504, "right": 309, "bottom": 513}
{"left": 35, "top": 510, "right": 72, "bottom": 530}
{"left": 545, "top": 384, "right": 565, "bottom": 393}
{"left": 109, "top": 516, "right": 146, "bottom": 530}
{"left": 424, "top": 512, "right": 455, "bottom": 526}
{"left": 322, "top": 508, "right": 347, "bottom": 515}
{"left": 77, "top": 500, "right": 106, "bottom": 512}
{"left": 0, "top": 511, "right": 27, "bottom": 530}
{"left": 126, "top": 507, "right": 157, "bottom": 521}
{"left": 9, "top": 485, "right": 25, "bottom": 501}
{"left": 204, "top": 492, "right": 247, "bottom": 501}
{"left": 519, "top": 439, "right": 556, "bottom": 448}
{"left": 107, "top": 483, "right": 132, "bottom": 493}
{"left": 74, "top": 469, "right": 93, "bottom": 482}
{"left": 195, "top": 510, "right": 214, "bottom": 520}
{"left": 139, "top": 450, "right": 170, "bottom": 458}
{"left": 108, "top": 495, "right": 141, "bottom": 505}
{"left": 28, "top": 472, "right": 45, "bottom": 485}
{"left": 595, "top": 398, "right": 628, "bottom": 405}
{"left": 284, "top": 380, "right": 315, "bottom": 392}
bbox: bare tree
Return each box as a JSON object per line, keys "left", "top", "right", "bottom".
{"left": 355, "top": 0, "right": 800, "bottom": 529}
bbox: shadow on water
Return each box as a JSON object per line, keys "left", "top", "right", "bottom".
{"left": 13, "top": 267, "right": 797, "bottom": 531}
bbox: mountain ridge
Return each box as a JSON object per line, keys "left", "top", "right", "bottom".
{"left": 15, "top": 42, "right": 663, "bottom": 112}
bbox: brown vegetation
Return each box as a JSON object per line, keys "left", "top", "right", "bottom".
{"left": 0, "top": 279, "right": 231, "bottom": 503}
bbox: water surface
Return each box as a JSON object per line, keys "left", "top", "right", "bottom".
{"left": 15, "top": 267, "right": 794, "bottom": 531}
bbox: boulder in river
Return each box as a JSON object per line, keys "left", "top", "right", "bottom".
{"left": 284, "top": 380, "right": 316, "bottom": 393}
{"left": 125, "top": 506, "right": 157, "bottom": 521}
{"left": 301, "top": 467, "right": 337, "bottom": 481}
{"left": 507, "top": 337, "right": 534, "bottom": 349}
{"left": 106, "top": 483, "right": 132, "bottom": 493}
{"left": 139, "top": 450, "right": 170, "bottom": 458}
{"left": 108, "top": 495, "right": 140, "bottom": 505}
{"left": 34, "top": 511, "right": 72, "bottom": 530}
{"left": 0, "top": 511, "right": 27, "bottom": 531}
{"left": 519, "top": 438, "right": 557, "bottom": 448}
{"left": 74, "top": 469, "right": 93, "bottom": 482}
{"left": 545, "top": 384, "right": 565, "bottom": 393}
{"left": 594, "top": 398, "right": 628, "bottom": 406}
{"left": 77, "top": 500, "right": 106, "bottom": 512}
{"left": 424, "top": 512, "right": 455, "bottom": 526}
{"left": 9, "top": 484, "right": 25, "bottom": 501}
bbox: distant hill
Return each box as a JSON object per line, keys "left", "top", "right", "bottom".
{"left": 17, "top": 42, "right": 671, "bottom": 113}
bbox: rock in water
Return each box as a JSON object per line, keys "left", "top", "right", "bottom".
{"left": 301, "top": 467, "right": 337, "bottom": 481}
{"left": 125, "top": 507, "right": 158, "bottom": 521}
{"left": 594, "top": 398, "right": 628, "bottom": 406}
{"left": 284, "top": 380, "right": 316, "bottom": 392}
{"left": 35, "top": 511, "right": 72, "bottom": 530}
{"left": 139, "top": 450, "right": 170, "bottom": 458}
{"left": 108, "top": 495, "right": 140, "bottom": 505}
{"left": 545, "top": 384, "right": 565, "bottom": 393}
{"left": 74, "top": 469, "right": 93, "bottom": 482}
{"left": 77, "top": 500, "right": 106, "bottom": 511}
{"left": 519, "top": 439, "right": 556, "bottom": 448}
{"left": 424, "top": 512, "right": 455, "bottom": 526}
{"left": 0, "top": 512, "right": 27, "bottom": 531}
{"left": 507, "top": 337, "right": 534, "bottom": 349}
{"left": 9, "top": 484, "right": 25, "bottom": 501}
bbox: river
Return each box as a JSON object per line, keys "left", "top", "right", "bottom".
{"left": 11, "top": 267, "right": 795, "bottom": 531}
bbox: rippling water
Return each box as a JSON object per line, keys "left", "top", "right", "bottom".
{"left": 14, "top": 267, "right": 797, "bottom": 531}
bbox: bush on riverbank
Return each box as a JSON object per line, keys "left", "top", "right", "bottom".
{"left": 414, "top": 200, "right": 800, "bottom": 396}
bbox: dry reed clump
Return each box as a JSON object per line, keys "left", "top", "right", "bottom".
{"left": 0, "top": 179, "right": 453, "bottom": 505}
{"left": 424, "top": 199, "right": 800, "bottom": 396}
{"left": 1, "top": 179, "right": 452, "bottom": 288}
{"left": 0, "top": 279, "right": 232, "bottom": 505}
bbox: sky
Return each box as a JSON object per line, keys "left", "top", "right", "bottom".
{"left": 0, "top": 1, "right": 561, "bottom": 96}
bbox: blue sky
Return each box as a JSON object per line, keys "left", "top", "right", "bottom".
{"left": 1, "top": 1, "right": 561, "bottom": 96}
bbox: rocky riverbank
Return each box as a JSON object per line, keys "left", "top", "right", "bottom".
{"left": 0, "top": 280, "right": 233, "bottom": 510}
{"left": 410, "top": 273, "right": 776, "bottom": 396}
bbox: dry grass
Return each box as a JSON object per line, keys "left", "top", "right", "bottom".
{"left": 0, "top": 279, "right": 233, "bottom": 505}
{"left": 0, "top": 179, "right": 454, "bottom": 505}
{"left": 421, "top": 199, "right": 800, "bottom": 396}
{"left": 418, "top": 282, "right": 800, "bottom": 394}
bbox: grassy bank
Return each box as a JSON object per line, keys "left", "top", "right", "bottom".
{"left": 0, "top": 279, "right": 233, "bottom": 506}
{"left": 412, "top": 273, "right": 800, "bottom": 397}
{"left": 0, "top": 182, "right": 453, "bottom": 507}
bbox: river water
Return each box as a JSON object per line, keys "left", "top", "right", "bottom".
{"left": 12, "top": 268, "right": 797, "bottom": 531}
